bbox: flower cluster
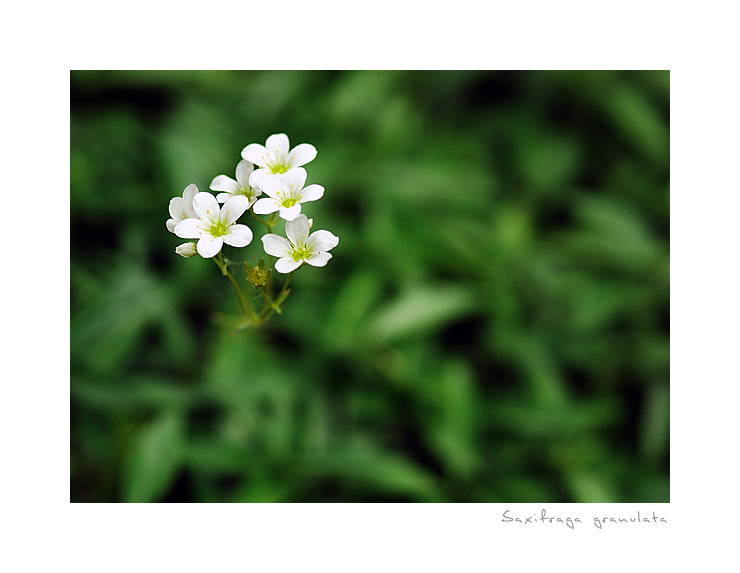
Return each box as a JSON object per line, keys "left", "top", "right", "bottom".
{"left": 166, "top": 133, "right": 338, "bottom": 326}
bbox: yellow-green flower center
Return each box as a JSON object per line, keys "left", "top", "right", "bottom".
{"left": 208, "top": 220, "right": 230, "bottom": 238}
{"left": 291, "top": 243, "right": 312, "bottom": 261}
{"left": 270, "top": 163, "right": 289, "bottom": 174}
{"left": 236, "top": 185, "right": 254, "bottom": 199}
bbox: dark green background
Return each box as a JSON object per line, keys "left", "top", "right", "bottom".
{"left": 70, "top": 70, "right": 669, "bottom": 503}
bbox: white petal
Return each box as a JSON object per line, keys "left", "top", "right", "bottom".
{"left": 193, "top": 192, "right": 220, "bottom": 224}
{"left": 209, "top": 175, "right": 239, "bottom": 193}
{"left": 281, "top": 167, "right": 307, "bottom": 192}
{"left": 262, "top": 234, "right": 292, "bottom": 257}
{"left": 305, "top": 252, "right": 332, "bottom": 267}
{"left": 286, "top": 143, "right": 317, "bottom": 168}
{"left": 223, "top": 224, "right": 253, "bottom": 247}
{"left": 169, "top": 197, "right": 189, "bottom": 220}
{"left": 300, "top": 184, "right": 324, "bottom": 203}
{"left": 265, "top": 133, "right": 290, "bottom": 159}
{"left": 215, "top": 192, "right": 232, "bottom": 203}
{"left": 197, "top": 235, "right": 223, "bottom": 258}
{"left": 174, "top": 218, "right": 206, "bottom": 239}
{"left": 279, "top": 204, "right": 302, "bottom": 221}
{"left": 166, "top": 219, "right": 178, "bottom": 233}
{"left": 286, "top": 214, "right": 310, "bottom": 245}
{"left": 253, "top": 197, "right": 280, "bottom": 215}
{"left": 235, "top": 159, "right": 254, "bottom": 187}
{"left": 275, "top": 257, "right": 303, "bottom": 274}
{"left": 221, "top": 195, "right": 249, "bottom": 225}
{"left": 182, "top": 184, "right": 198, "bottom": 205}
{"left": 248, "top": 168, "right": 272, "bottom": 188}
{"left": 241, "top": 143, "right": 269, "bottom": 167}
{"left": 307, "top": 230, "right": 339, "bottom": 252}
{"left": 255, "top": 174, "right": 282, "bottom": 198}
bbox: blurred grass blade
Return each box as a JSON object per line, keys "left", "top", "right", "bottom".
{"left": 367, "top": 284, "right": 477, "bottom": 343}
{"left": 122, "top": 411, "right": 185, "bottom": 503}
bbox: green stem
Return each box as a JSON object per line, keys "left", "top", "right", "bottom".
{"left": 250, "top": 212, "right": 271, "bottom": 229}
{"left": 266, "top": 255, "right": 274, "bottom": 294}
{"left": 257, "top": 271, "right": 294, "bottom": 323}
{"left": 258, "top": 285, "right": 275, "bottom": 309}
{"left": 267, "top": 212, "right": 279, "bottom": 232}
{"left": 214, "top": 253, "right": 255, "bottom": 321}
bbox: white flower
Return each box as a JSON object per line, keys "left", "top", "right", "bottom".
{"left": 261, "top": 214, "right": 338, "bottom": 273}
{"left": 166, "top": 184, "right": 198, "bottom": 233}
{"left": 242, "top": 133, "right": 317, "bottom": 188}
{"left": 174, "top": 192, "right": 253, "bottom": 258}
{"left": 252, "top": 167, "right": 324, "bottom": 221}
{"left": 175, "top": 242, "right": 198, "bottom": 258}
{"left": 209, "top": 159, "right": 261, "bottom": 207}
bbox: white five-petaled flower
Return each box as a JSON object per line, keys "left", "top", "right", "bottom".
{"left": 242, "top": 133, "right": 317, "bottom": 188}
{"left": 209, "top": 159, "right": 261, "bottom": 207}
{"left": 262, "top": 214, "right": 338, "bottom": 273}
{"left": 174, "top": 192, "right": 253, "bottom": 258}
{"left": 252, "top": 167, "right": 324, "bottom": 221}
{"left": 167, "top": 184, "right": 198, "bottom": 233}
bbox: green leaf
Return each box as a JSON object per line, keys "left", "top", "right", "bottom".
{"left": 425, "top": 359, "right": 480, "bottom": 479}
{"left": 489, "top": 398, "right": 622, "bottom": 438}
{"left": 122, "top": 411, "right": 185, "bottom": 503}
{"left": 605, "top": 84, "right": 669, "bottom": 167}
{"left": 321, "top": 270, "right": 383, "bottom": 352}
{"left": 367, "top": 284, "right": 477, "bottom": 343}
{"left": 299, "top": 442, "right": 442, "bottom": 502}
{"left": 639, "top": 384, "right": 670, "bottom": 461}
{"left": 564, "top": 470, "right": 618, "bottom": 504}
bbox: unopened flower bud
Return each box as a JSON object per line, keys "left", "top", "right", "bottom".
{"left": 175, "top": 242, "right": 198, "bottom": 258}
{"left": 245, "top": 260, "right": 270, "bottom": 286}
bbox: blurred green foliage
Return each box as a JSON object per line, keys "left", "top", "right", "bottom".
{"left": 70, "top": 70, "right": 669, "bottom": 503}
